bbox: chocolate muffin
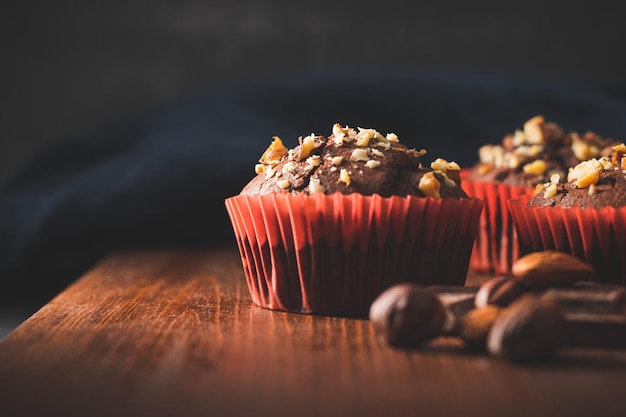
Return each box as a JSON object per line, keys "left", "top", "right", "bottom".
{"left": 508, "top": 143, "right": 626, "bottom": 284}
{"left": 462, "top": 115, "right": 616, "bottom": 275}
{"left": 529, "top": 143, "right": 626, "bottom": 209}
{"left": 225, "top": 123, "right": 484, "bottom": 317}
{"left": 241, "top": 123, "right": 468, "bottom": 199}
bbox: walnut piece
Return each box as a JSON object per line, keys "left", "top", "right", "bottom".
{"left": 339, "top": 169, "right": 351, "bottom": 186}
{"left": 418, "top": 172, "right": 441, "bottom": 199}
{"left": 522, "top": 159, "right": 547, "bottom": 175}
{"left": 568, "top": 159, "right": 604, "bottom": 188}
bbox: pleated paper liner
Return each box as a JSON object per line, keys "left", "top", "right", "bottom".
{"left": 460, "top": 170, "right": 533, "bottom": 275}
{"left": 508, "top": 195, "right": 626, "bottom": 285}
{"left": 225, "top": 193, "right": 484, "bottom": 317}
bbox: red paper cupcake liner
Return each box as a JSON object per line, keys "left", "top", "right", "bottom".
{"left": 461, "top": 171, "right": 533, "bottom": 275}
{"left": 225, "top": 193, "right": 484, "bottom": 317}
{"left": 508, "top": 195, "right": 626, "bottom": 285}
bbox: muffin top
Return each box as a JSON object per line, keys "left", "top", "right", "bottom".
{"left": 468, "top": 115, "right": 616, "bottom": 187}
{"left": 240, "top": 123, "right": 468, "bottom": 199}
{"left": 528, "top": 143, "right": 626, "bottom": 209}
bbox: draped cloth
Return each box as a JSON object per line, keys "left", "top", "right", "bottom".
{"left": 2, "top": 70, "right": 625, "bottom": 301}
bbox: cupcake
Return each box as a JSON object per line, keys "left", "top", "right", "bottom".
{"left": 508, "top": 143, "right": 626, "bottom": 284}
{"left": 225, "top": 124, "right": 483, "bottom": 317}
{"left": 463, "top": 115, "right": 615, "bottom": 275}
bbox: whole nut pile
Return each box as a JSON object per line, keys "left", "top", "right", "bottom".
{"left": 370, "top": 250, "right": 626, "bottom": 362}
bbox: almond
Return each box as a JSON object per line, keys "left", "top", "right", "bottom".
{"left": 511, "top": 251, "right": 595, "bottom": 289}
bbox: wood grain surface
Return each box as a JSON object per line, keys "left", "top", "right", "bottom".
{"left": 1, "top": 248, "right": 626, "bottom": 417}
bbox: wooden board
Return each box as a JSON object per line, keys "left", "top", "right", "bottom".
{"left": 1, "top": 248, "right": 626, "bottom": 417}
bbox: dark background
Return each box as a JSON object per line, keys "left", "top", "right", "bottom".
{"left": 0, "top": 1, "right": 624, "bottom": 335}
{"left": 1, "top": 0, "right": 624, "bottom": 186}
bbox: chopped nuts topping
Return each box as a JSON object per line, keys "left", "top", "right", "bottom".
{"left": 612, "top": 143, "right": 626, "bottom": 169}
{"left": 588, "top": 184, "right": 597, "bottom": 196}
{"left": 479, "top": 144, "right": 506, "bottom": 167}
{"left": 503, "top": 154, "right": 521, "bottom": 169}
{"left": 370, "top": 148, "right": 384, "bottom": 158}
{"left": 307, "top": 155, "right": 321, "bottom": 166}
{"left": 282, "top": 162, "right": 297, "bottom": 175}
{"left": 408, "top": 148, "right": 427, "bottom": 157}
{"left": 534, "top": 173, "right": 560, "bottom": 198}
{"left": 418, "top": 172, "right": 441, "bottom": 199}
{"left": 478, "top": 164, "right": 493, "bottom": 175}
{"left": 543, "top": 183, "right": 557, "bottom": 199}
{"left": 523, "top": 159, "right": 547, "bottom": 175}
{"left": 308, "top": 179, "right": 325, "bottom": 194}
{"left": 511, "top": 129, "right": 527, "bottom": 147}
{"left": 294, "top": 135, "right": 317, "bottom": 161}
{"left": 516, "top": 144, "right": 543, "bottom": 158}
{"left": 332, "top": 124, "right": 349, "bottom": 145}
{"left": 304, "top": 155, "right": 321, "bottom": 171}
{"left": 571, "top": 133, "right": 601, "bottom": 161}
{"left": 523, "top": 115, "right": 546, "bottom": 144}
{"left": 568, "top": 158, "right": 604, "bottom": 188}
{"left": 350, "top": 148, "right": 370, "bottom": 162}
{"left": 339, "top": 169, "right": 351, "bottom": 186}
{"left": 355, "top": 128, "right": 383, "bottom": 146}
{"left": 253, "top": 124, "right": 463, "bottom": 197}
{"left": 550, "top": 173, "right": 560, "bottom": 184}
{"left": 259, "top": 136, "right": 288, "bottom": 166}
{"left": 264, "top": 166, "right": 276, "bottom": 179}
{"left": 430, "top": 158, "right": 461, "bottom": 173}
{"left": 385, "top": 133, "right": 399, "bottom": 142}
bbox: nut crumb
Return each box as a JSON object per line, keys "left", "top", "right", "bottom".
{"left": 331, "top": 156, "right": 343, "bottom": 166}
{"left": 295, "top": 135, "right": 317, "bottom": 161}
{"left": 370, "top": 148, "right": 384, "bottom": 158}
{"left": 543, "top": 183, "right": 557, "bottom": 198}
{"left": 350, "top": 148, "right": 369, "bottom": 162}
{"left": 308, "top": 179, "right": 325, "bottom": 194}
{"left": 431, "top": 158, "right": 461, "bottom": 173}
{"left": 523, "top": 159, "right": 547, "bottom": 175}
{"left": 568, "top": 159, "right": 603, "bottom": 188}
{"left": 339, "top": 169, "right": 351, "bottom": 186}
{"left": 385, "top": 133, "right": 399, "bottom": 142}
{"left": 523, "top": 115, "right": 546, "bottom": 144}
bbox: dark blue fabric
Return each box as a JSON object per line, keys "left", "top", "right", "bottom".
{"left": 2, "top": 70, "right": 626, "bottom": 301}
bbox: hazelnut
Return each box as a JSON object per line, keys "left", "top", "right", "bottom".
{"left": 369, "top": 284, "right": 446, "bottom": 348}
{"left": 487, "top": 295, "right": 566, "bottom": 361}
{"left": 475, "top": 276, "right": 526, "bottom": 308}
